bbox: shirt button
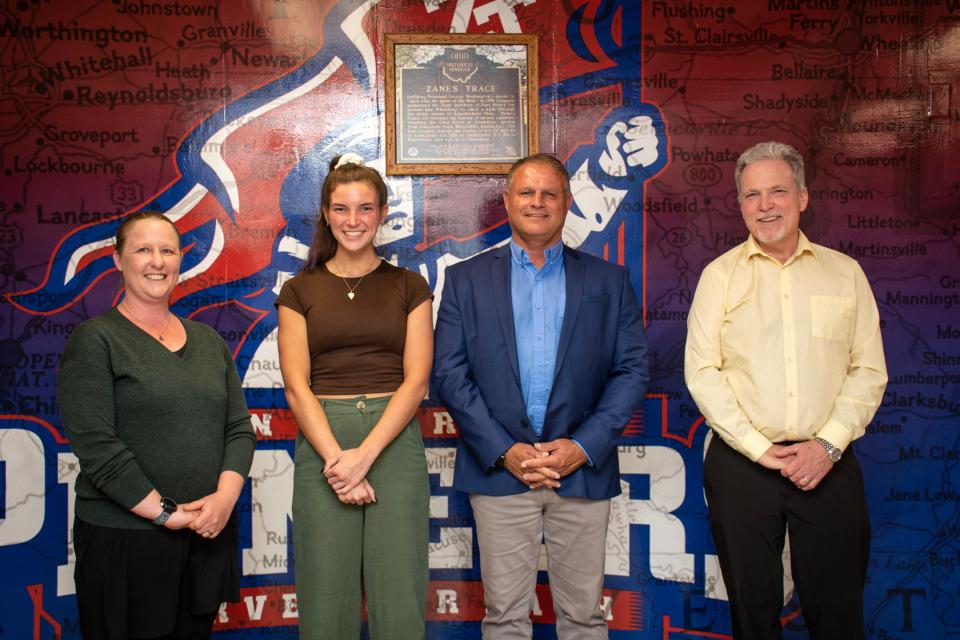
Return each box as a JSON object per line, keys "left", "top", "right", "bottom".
{"left": 536, "top": 335, "right": 542, "bottom": 341}
{"left": 536, "top": 304, "right": 542, "bottom": 309}
{"left": 537, "top": 367, "right": 542, "bottom": 373}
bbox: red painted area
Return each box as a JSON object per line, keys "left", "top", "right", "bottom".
{"left": 418, "top": 407, "right": 460, "bottom": 439}
{"left": 249, "top": 402, "right": 654, "bottom": 442}
{"left": 662, "top": 614, "right": 732, "bottom": 639}
{"left": 251, "top": 406, "right": 469, "bottom": 441}
{"left": 646, "top": 394, "right": 704, "bottom": 450}
{"left": 216, "top": 582, "right": 643, "bottom": 630}
{"left": 249, "top": 409, "right": 298, "bottom": 440}
{"left": 216, "top": 585, "right": 299, "bottom": 629}
{"left": 622, "top": 406, "right": 646, "bottom": 438}
{"left": 0, "top": 414, "right": 68, "bottom": 445}
{"left": 661, "top": 610, "right": 802, "bottom": 639}
{"left": 27, "top": 584, "right": 62, "bottom": 640}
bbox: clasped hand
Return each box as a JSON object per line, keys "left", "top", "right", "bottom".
{"left": 758, "top": 442, "right": 834, "bottom": 491}
{"left": 336, "top": 478, "right": 377, "bottom": 505}
{"left": 504, "top": 439, "right": 588, "bottom": 490}
{"left": 324, "top": 447, "right": 375, "bottom": 499}
{"left": 180, "top": 490, "right": 236, "bottom": 539}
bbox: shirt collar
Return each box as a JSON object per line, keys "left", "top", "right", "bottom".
{"left": 509, "top": 238, "right": 565, "bottom": 268}
{"left": 744, "top": 231, "right": 816, "bottom": 265}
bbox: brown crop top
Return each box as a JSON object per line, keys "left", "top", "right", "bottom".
{"left": 275, "top": 261, "right": 433, "bottom": 395}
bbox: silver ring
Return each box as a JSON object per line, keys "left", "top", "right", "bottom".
{"left": 801, "top": 476, "right": 808, "bottom": 484}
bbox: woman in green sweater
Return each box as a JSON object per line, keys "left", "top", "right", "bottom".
{"left": 58, "top": 211, "right": 255, "bottom": 640}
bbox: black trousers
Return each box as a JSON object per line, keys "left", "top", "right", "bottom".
{"left": 703, "top": 437, "right": 870, "bottom": 640}
{"left": 74, "top": 517, "right": 238, "bottom": 640}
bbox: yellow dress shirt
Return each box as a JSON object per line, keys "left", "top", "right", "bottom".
{"left": 684, "top": 232, "right": 888, "bottom": 461}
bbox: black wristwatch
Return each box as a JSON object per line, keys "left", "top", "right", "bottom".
{"left": 493, "top": 453, "right": 507, "bottom": 468}
{"left": 152, "top": 496, "right": 178, "bottom": 526}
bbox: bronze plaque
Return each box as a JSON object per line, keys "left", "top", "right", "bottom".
{"left": 385, "top": 34, "right": 539, "bottom": 175}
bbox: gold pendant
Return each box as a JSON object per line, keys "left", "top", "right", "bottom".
{"left": 347, "top": 292, "right": 355, "bottom": 300}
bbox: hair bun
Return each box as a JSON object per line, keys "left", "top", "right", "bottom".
{"left": 334, "top": 153, "right": 365, "bottom": 170}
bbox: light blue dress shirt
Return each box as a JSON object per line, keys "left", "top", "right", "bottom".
{"left": 510, "top": 239, "right": 566, "bottom": 437}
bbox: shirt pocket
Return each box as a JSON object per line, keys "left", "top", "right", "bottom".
{"left": 810, "top": 295, "right": 855, "bottom": 341}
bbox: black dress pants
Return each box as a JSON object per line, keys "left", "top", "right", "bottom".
{"left": 703, "top": 436, "right": 870, "bottom": 640}
{"left": 74, "top": 517, "right": 237, "bottom": 640}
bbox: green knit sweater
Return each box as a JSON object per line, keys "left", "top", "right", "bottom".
{"left": 58, "top": 307, "right": 256, "bottom": 529}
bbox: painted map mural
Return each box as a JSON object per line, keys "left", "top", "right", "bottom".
{"left": 1, "top": 0, "right": 957, "bottom": 637}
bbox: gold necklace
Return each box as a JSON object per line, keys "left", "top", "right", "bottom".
{"left": 120, "top": 303, "right": 174, "bottom": 342}
{"left": 332, "top": 257, "right": 380, "bottom": 300}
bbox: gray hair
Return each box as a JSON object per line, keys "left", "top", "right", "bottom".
{"left": 734, "top": 141, "right": 806, "bottom": 197}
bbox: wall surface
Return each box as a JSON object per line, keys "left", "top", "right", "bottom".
{"left": 1, "top": 0, "right": 958, "bottom": 638}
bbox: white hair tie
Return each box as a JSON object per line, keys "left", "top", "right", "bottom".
{"left": 335, "top": 153, "right": 365, "bottom": 169}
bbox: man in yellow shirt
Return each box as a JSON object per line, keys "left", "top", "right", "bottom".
{"left": 685, "top": 141, "right": 887, "bottom": 639}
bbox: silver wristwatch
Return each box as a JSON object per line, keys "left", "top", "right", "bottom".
{"left": 814, "top": 437, "right": 842, "bottom": 463}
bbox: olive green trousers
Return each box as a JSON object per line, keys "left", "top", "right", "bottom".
{"left": 293, "top": 395, "right": 429, "bottom": 640}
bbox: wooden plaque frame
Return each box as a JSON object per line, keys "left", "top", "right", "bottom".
{"left": 384, "top": 33, "right": 539, "bottom": 175}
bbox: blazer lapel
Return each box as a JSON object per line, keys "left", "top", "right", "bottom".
{"left": 553, "top": 247, "right": 585, "bottom": 382}
{"left": 491, "top": 247, "right": 522, "bottom": 385}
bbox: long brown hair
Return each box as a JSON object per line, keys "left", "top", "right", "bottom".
{"left": 303, "top": 155, "right": 388, "bottom": 270}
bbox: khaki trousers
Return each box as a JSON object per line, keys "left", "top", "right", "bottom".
{"left": 470, "top": 489, "right": 610, "bottom": 639}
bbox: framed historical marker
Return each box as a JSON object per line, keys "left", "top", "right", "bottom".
{"left": 384, "top": 33, "right": 539, "bottom": 175}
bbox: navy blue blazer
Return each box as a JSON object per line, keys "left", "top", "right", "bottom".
{"left": 432, "top": 244, "right": 649, "bottom": 499}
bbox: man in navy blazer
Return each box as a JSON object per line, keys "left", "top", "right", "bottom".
{"left": 433, "top": 153, "right": 648, "bottom": 638}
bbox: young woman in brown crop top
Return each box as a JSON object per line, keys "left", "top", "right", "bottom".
{"left": 275, "top": 154, "right": 433, "bottom": 640}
